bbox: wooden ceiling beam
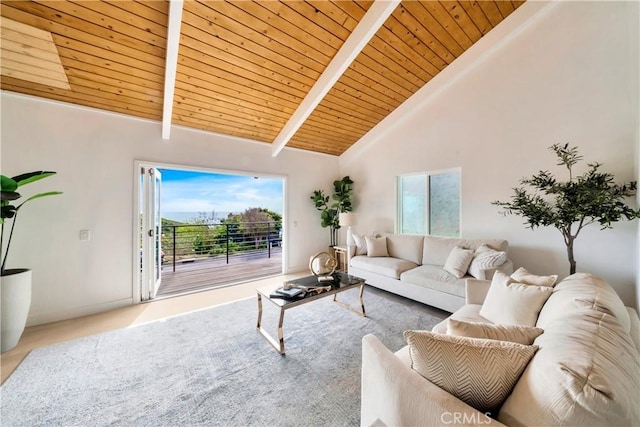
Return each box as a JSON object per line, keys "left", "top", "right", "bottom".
{"left": 161, "top": 0, "right": 183, "bottom": 140}
{"left": 271, "top": 0, "right": 401, "bottom": 157}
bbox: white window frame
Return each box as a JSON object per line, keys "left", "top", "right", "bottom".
{"left": 396, "top": 168, "right": 461, "bottom": 237}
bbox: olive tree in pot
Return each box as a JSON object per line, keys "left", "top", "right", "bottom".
{"left": 1, "top": 171, "right": 62, "bottom": 352}
{"left": 493, "top": 144, "right": 639, "bottom": 275}
{"left": 310, "top": 176, "right": 354, "bottom": 247}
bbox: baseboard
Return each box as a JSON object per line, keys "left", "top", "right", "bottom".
{"left": 26, "top": 298, "right": 134, "bottom": 327}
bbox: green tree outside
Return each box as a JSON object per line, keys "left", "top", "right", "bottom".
{"left": 161, "top": 207, "right": 282, "bottom": 261}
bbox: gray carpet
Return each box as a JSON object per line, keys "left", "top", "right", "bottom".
{"left": 1, "top": 286, "right": 446, "bottom": 427}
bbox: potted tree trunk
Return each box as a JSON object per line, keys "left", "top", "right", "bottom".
{"left": 1, "top": 171, "right": 62, "bottom": 352}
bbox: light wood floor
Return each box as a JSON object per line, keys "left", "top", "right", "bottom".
{"left": 0, "top": 271, "right": 307, "bottom": 384}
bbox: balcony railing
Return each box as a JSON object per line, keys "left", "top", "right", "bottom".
{"left": 162, "top": 221, "right": 282, "bottom": 272}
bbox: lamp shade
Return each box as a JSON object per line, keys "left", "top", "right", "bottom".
{"left": 339, "top": 212, "right": 355, "bottom": 227}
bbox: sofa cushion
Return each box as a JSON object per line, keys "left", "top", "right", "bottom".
{"left": 350, "top": 255, "right": 417, "bottom": 280}
{"left": 443, "top": 246, "right": 475, "bottom": 279}
{"left": 498, "top": 311, "right": 640, "bottom": 427}
{"left": 400, "top": 265, "right": 466, "bottom": 298}
{"left": 479, "top": 271, "right": 553, "bottom": 327}
{"left": 537, "top": 273, "right": 631, "bottom": 333}
{"left": 383, "top": 233, "right": 424, "bottom": 265}
{"left": 365, "top": 236, "right": 389, "bottom": 257}
{"left": 446, "top": 319, "right": 544, "bottom": 345}
{"left": 510, "top": 267, "right": 557, "bottom": 287}
{"left": 468, "top": 245, "right": 507, "bottom": 279}
{"left": 423, "top": 236, "right": 508, "bottom": 266}
{"left": 352, "top": 233, "right": 368, "bottom": 255}
{"left": 432, "top": 304, "right": 489, "bottom": 334}
{"left": 404, "top": 330, "right": 538, "bottom": 416}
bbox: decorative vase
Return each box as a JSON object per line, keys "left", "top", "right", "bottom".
{"left": 1, "top": 268, "right": 32, "bottom": 353}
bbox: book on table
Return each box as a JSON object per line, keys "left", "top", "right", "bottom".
{"left": 275, "top": 287, "right": 305, "bottom": 298}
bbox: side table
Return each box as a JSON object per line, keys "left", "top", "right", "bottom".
{"left": 332, "top": 245, "right": 348, "bottom": 273}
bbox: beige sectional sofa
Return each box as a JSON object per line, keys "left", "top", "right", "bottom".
{"left": 348, "top": 234, "right": 514, "bottom": 313}
{"left": 361, "top": 273, "right": 640, "bottom": 426}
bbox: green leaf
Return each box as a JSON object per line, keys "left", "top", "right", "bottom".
{"left": 0, "top": 175, "right": 17, "bottom": 192}
{"left": 11, "top": 171, "right": 57, "bottom": 187}
{"left": 1, "top": 191, "right": 20, "bottom": 202}
{"left": 16, "top": 191, "right": 63, "bottom": 210}
{"left": 1, "top": 205, "right": 16, "bottom": 219}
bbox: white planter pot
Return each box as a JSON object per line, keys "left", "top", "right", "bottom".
{"left": 1, "top": 269, "right": 32, "bottom": 353}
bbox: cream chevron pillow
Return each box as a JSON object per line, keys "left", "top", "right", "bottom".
{"left": 446, "top": 319, "right": 544, "bottom": 345}
{"left": 404, "top": 330, "right": 538, "bottom": 416}
{"left": 468, "top": 244, "right": 507, "bottom": 279}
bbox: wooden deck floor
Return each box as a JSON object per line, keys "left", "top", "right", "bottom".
{"left": 157, "top": 247, "right": 283, "bottom": 297}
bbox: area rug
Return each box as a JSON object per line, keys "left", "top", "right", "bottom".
{"left": 1, "top": 287, "right": 446, "bottom": 427}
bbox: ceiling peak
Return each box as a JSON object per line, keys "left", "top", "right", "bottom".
{"left": 270, "top": 0, "right": 401, "bottom": 157}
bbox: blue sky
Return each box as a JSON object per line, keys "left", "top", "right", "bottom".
{"left": 159, "top": 169, "right": 283, "bottom": 216}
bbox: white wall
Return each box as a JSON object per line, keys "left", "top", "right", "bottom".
{"left": 341, "top": 1, "right": 639, "bottom": 307}
{"left": 0, "top": 93, "right": 340, "bottom": 325}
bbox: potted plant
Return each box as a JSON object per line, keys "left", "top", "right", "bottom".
{"left": 493, "top": 144, "right": 639, "bottom": 275}
{"left": 310, "top": 176, "right": 354, "bottom": 246}
{"left": 1, "top": 171, "right": 62, "bottom": 352}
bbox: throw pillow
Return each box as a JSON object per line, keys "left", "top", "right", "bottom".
{"left": 511, "top": 267, "right": 558, "bottom": 287}
{"left": 446, "top": 319, "right": 544, "bottom": 345}
{"left": 404, "top": 330, "right": 538, "bottom": 416}
{"left": 479, "top": 271, "right": 554, "bottom": 327}
{"left": 443, "top": 246, "right": 474, "bottom": 278}
{"left": 365, "top": 236, "right": 389, "bottom": 257}
{"left": 467, "top": 244, "right": 507, "bottom": 279}
{"left": 352, "top": 233, "right": 367, "bottom": 256}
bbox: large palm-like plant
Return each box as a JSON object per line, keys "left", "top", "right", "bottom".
{"left": 1, "top": 171, "right": 62, "bottom": 275}
{"left": 493, "top": 144, "right": 639, "bottom": 274}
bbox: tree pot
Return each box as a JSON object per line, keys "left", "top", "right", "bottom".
{"left": 1, "top": 268, "right": 32, "bottom": 353}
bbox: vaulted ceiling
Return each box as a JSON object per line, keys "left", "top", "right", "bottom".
{"left": 0, "top": 1, "right": 525, "bottom": 156}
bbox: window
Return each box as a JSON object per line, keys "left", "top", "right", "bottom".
{"left": 397, "top": 169, "right": 460, "bottom": 237}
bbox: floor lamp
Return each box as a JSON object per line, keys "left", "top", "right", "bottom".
{"left": 339, "top": 212, "right": 356, "bottom": 246}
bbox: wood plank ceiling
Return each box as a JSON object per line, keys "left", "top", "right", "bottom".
{"left": 0, "top": 1, "right": 525, "bottom": 156}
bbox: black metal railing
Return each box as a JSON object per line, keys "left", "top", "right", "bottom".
{"left": 162, "top": 221, "right": 282, "bottom": 272}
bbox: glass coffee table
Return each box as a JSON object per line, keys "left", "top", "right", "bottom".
{"left": 256, "top": 272, "right": 366, "bottom": 355}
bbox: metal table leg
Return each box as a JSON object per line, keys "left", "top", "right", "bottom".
{"left": 256, "top": 292, "right": 287, "bottom": 355}
{"left": 333, "top": 283, "right": 366, "bottom": 317}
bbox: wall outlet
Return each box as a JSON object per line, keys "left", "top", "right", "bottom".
{"left": 79, "top": 230, "right": 90, "bottom": 241}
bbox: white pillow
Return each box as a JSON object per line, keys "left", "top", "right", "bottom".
{"left": 352, "top": 233, "right": 367, "bottom": 256}
{"left": 467, "top": 244, "right": 507, "bottom": 278}
{"left": 446, "top": 319, "right": 544, "bottom": 345}
{"left": 443, "top": 246, "right": 474, "bottom": 278}
{"left": 511, "top": 267, "right": 558, "bottom": 287}
{"left": 404, "top": 330, "right": 538, "bottom": 416}
{"left": 479, "top": 271, "right": 554, "bottom": 327}
{"left": 365, "top": 236, "right": 388, "bottom": 257}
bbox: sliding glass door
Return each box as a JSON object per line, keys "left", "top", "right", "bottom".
{"left": 140, "top": 166, "right": 162, "bottom": 301}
